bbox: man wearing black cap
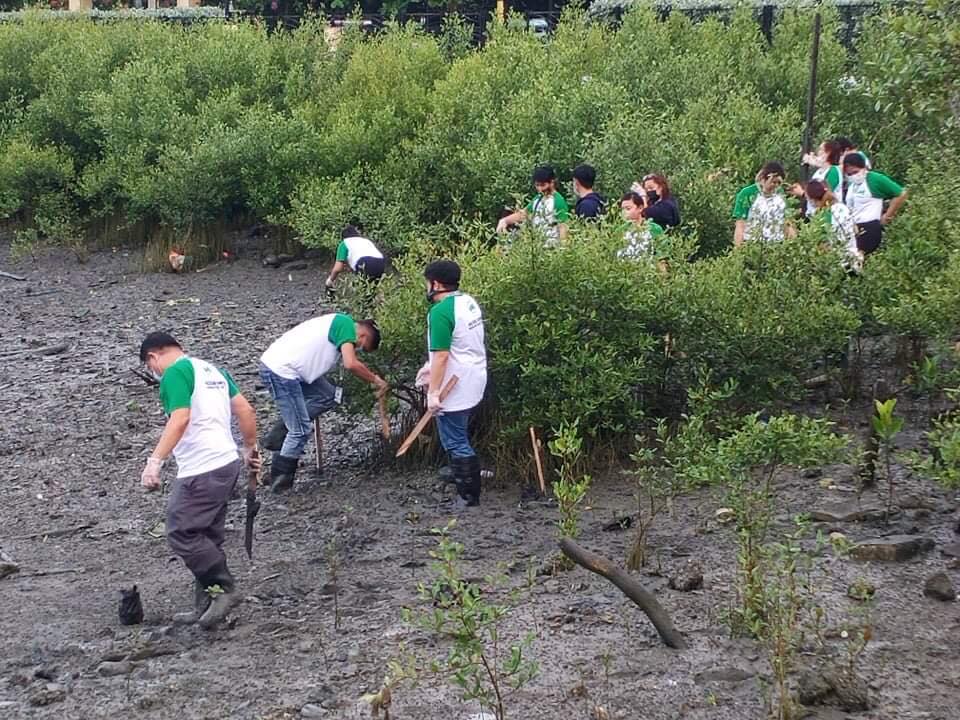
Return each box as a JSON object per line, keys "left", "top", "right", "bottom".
{"left": 495, "top": 165, "right": 570, "bottom": 246}
{"left": 259, "top": 314, "right": 387, "bottom": 492}
{"left": 572, "top": 164, "right": 606, "bottom": 221}
{"left": 416, "top": 260, "right": 487, "bottom": 508}
{"left": 139, "top": 332, "right": 260, "bottom": 628}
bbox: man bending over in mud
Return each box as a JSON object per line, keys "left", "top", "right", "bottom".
{"left": 139, "top": 332, "right": 260, "bottom": 628}
{"left": 259, "top": 313, "right": 388, "bottom": 492}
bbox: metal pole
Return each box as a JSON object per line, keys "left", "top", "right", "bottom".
{"left": 802, "top": 12, "right": 822, "bottom": 182}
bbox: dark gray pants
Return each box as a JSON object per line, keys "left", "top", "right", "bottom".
{"left": 166, "top": 459, "right": 240, "bottom": 577}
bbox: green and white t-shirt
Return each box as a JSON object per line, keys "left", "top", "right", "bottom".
{"left": 843, "top": 171, "right": 904, "bottom": 224}
{"left": 806, "top": 165, "right": 841, "bottom": 216}
{"left": 618, "top": 220, "right": 667, "bottom": 260}
{"left": 260, "top": 313, "right": 357, "bottom": 384}
{"left": 525, "top": 191, "right": 570, "bottom": 247}
{"left": 336, "top": 235, "right": 383, "bottom": 271}
{"left": 814, "top": 202, "right": 860, "bottom": 270}
{"left": 160, "top": 356, "right": 239, "bottom": 478}
{"left": 427, "top": 292, "right": 487, "bottom": 413}
{"left": 732, "top": 184, "right": 788, "bottom": 243}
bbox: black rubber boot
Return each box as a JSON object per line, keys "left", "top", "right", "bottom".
{"left": 173, "top": 578, "right": 212, "bottom": 625}
{"left": 450, "top": 455, "right": 480, "bottom": 508}
{"left": 263, "top": 420, "right": 288, "bottom": 452}
{"left": 270, "top": 453, "right": 298, "bottom": 493}
{"left": 198, "top": 561, "right": 240, "bottom": 629}
{"left": 438, "top": 454, "right": 455, "bottom": 484}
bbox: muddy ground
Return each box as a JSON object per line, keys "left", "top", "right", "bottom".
{"left": 1, "top": 234, "right": 959, "bottom": 720}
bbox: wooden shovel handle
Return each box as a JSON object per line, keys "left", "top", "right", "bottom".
{"left": 395, "top": 375, "right": 459, "bottom": 457}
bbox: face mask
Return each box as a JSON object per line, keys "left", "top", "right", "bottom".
{"left": 145, "top": 357, "right": 163, "bottom": 382}
{"left": 846, "top": 172, "right": 865, "bottom": 183}
{"left": 647, "top": 191, "right": 659, "bottom": 204}
{"left": 426, "top": 285, "right": 440, "bottom": 305}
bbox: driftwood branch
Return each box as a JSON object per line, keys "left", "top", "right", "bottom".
{"left": 559, "top": 538, "right": 688, "bottom": 649}
{"left": 0, "top": 271, "right": 26, "bottom": 281}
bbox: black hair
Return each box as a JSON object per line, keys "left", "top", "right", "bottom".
{"left": 424, "top": 259, "right": 461, "bottom": 288}
{"left": 621, "top": 191, "right": 646, "bottom": 206}
{"left": 357, "top": 319, "right": 381, "bottom": 351}
{"left": 759, "top": 161, "right": 786, "bottom": 180}
{"left": 842, "top": 153, "right": 867, "bottom": 170}
{"left": 341, "top": 224, "right": 360, "bottom": 239}
{"left": 532, "top": 165, "right": 556, "bottom": 184}
{"left": 572, "top": 164, "right": 596, "bottom": 188}
{"left": 139, "top": 332, "right": 181, "bottom": 362}
{"left": 832, "top": 136, "right": 857, "bottom": 152}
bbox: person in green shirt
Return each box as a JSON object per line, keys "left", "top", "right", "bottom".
{"left": 842, "top": 153, "right": 908, "bottom": 255}
{"left": 618, "top": 191, "right": 668, "bottom": 271}
{"left": 732, "top": 161, "right": 796, "bottom": 247}
{"left": 139, "top": 332, "right": 260, "bottom": 628}
{"left": 496, "top": 165, "right": 570, "bottom": 247}
{"left": 324, "top": 225, "right": 386, "bottom": 293}
{"left": 415, "top": 260, "right": 488, "bottom": 509}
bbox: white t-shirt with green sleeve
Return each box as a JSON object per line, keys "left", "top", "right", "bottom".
{"left": 336, "top": 236, "right": 383, "bottom": 271}
{"left": 844, "top": 171, "right": 904, "bottom": 224}
{"left": 525, "top": 191, "right": 570, "bottom": 247}
{"left": 732, "top": 183, "right": 788, "bottom": 243}
{"left": 427, "top": 292, "right": 487, "bottom": 413}
{"left": 160, "top": 356, "right": 239, "bottom": 478}
{"left": 260, "top": 313, "right": 358, "bottom": 384}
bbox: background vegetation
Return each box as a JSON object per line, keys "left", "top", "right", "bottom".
{"left": 1, "top": 1, "right": 958, "bottom": 465}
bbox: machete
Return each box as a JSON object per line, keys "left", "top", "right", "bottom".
{"left": 244, "top": 448, "right": 262, "bottom": 560}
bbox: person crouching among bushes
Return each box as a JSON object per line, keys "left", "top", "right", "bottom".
{"left": 805, "top": 179, "right": 862, "bottom": 272}
{"left": 842, "top": 153, "right": 908, "bottom": 256}
{"left": 325, "top": 225, "right": 387, "bottom": 292}
{"left": 732, "top": 161, "right": 796, "bottom": 246}
{"left": 416, "top": 260, "right": 488, "bottom": 509}
{"left": 496, "top": 164, "right": 570, "bottom": 247}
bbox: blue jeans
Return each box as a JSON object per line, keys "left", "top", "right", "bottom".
{"left": 436, "top": 408, "right": 475, "bottom": 459}
{"left": 259, "top": 363, "right": 338, "bottom": 459}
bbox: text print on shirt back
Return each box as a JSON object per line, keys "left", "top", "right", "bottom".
{"left": 201, "top": 364, "right": 226, "bottom": 389}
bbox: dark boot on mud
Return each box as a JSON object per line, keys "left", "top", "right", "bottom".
{"left": 270, "top": 453, "right": 298, "bottom": 493}
{"left": 173, "top": 578, "right": 211, "bottom": 625}
{"left": 263, "top": 420, "right": 288, "bottom": 452}
{"left": 448, "top": 456, "right": 480, "bottom": 509}
{"left": 198, "top": 561, "right": 240, "bottom": 629}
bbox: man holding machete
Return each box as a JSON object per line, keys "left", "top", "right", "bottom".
{"left": 417, "top": 260, "right": 487, "bottom": 509}
{"left": 138, "top": 332, "right": 260, "bottom": 628}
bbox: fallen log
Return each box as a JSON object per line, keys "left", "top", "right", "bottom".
{"left": 559, "top": 538, "right": 688, "bottom": 649}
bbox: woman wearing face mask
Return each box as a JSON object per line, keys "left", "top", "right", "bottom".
{"left": 805, "top": 179, "right": 862, "bottom": 271}
{"left": 732, "top": 161, "right": 796, "bottom": 246}
{"left": 630, "top": 173, "right": 680, "bottom": 229}
{"left": 842, "top": 153, "right": 908, "bottom": 255}
{"left": 791, "top": 140, "right": 843, "bottom": 217}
